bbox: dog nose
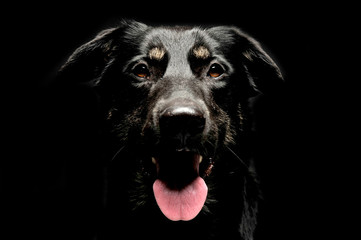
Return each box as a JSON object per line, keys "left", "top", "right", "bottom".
{"left": 159, "top": 105, "right": 205, "bottom": 150}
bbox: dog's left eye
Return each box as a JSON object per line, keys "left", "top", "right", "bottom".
{"left": 133, "top": 64, "right": 150, "bottom": 79}
{"left": 208, "top": 63, "right": 224, "bottom": 78}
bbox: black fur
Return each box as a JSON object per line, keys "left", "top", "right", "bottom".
{"left": 57, "top": 20, "right": 283, "bottom": 240}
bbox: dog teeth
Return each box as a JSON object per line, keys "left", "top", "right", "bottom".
{"left": 152, "top": 157, "right": 157, "bottom": 165}
{"left": 199, "top": 155, "right": 203, "bottom": 163}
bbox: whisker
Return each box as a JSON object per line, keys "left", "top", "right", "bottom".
{"left": 111, "top": 145, "right": 126, "bottom": 162}
{"left": 226, "top": 146, "right": 247, "bottom": 168}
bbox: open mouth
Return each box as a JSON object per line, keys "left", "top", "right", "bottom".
{"left": 151, "top": 151, "right": 210, "bottom": 221}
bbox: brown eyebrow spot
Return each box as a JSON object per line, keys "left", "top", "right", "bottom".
{"left": 193, "top": 46, "right": 210, "bottom": 59}
{"left": 149, "top": 47, "right": 166, "bottom": 60}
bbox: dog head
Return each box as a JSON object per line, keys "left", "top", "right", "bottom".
{"left": 58, "top": 20, "right": 283, "bottom": 223}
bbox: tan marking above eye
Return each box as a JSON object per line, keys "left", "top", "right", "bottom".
{"left": 149, "top": 47, "right": 166, "bottom": 60}
{"left": 193, "top": 46, "right": 210, "bottom": 59}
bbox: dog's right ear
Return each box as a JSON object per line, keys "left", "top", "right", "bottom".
{"left": 57, "top": 27, "right": 118, "bottom": 84}
{"left": 57, "top": 20, "right": 148, "bottom": 85}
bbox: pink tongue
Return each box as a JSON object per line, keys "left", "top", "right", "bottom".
{"left": 153, "top": 176, "right": 208, "bottom": 221}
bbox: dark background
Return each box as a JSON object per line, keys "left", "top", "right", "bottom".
{"left": 4, "top": 2, "right": 354, "bottom": 240}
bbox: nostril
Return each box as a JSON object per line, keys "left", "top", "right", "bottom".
{"left": 160, "top": 106, "right": 205, "bottom": 132}
{"left": 159, "top": 106, "right": 206, "bottom": 149}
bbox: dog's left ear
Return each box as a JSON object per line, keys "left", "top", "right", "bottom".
{"left": 233, "top": 27, "right": 284, "bottom": 95}
{"left": 209, "top": 26, "right": 284, "bottom": 95}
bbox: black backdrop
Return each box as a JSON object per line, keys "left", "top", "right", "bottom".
{"left": 5, "top": 2, "right": 353, "bottom": 240}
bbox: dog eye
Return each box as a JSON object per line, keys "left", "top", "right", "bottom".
{"left": 133, "top": 64, "right": 150, "bottom": 79}
{"left": 208, "top": 63, "right": 224, "bottom": 78}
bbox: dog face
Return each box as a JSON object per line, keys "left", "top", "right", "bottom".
{"left": 58, "top": 20, "right": 283, "bottom": 238}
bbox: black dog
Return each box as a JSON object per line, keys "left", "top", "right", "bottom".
{"left": 57, "top": 20, "right": 283, "bottom": 240}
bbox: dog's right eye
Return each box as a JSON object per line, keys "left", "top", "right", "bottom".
{"left": 133, "top": 64, "right": 150, "bottom": 79}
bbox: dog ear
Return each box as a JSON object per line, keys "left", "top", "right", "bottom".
{"left": 233, "top": 27, "right": 284, "bottom": 95}
{"left": 57, "top": 20, "right": 148, "bottom": 85}
{"left": 57, "top": 27, "right": 118, "bottom": 85}
{"left": 208, "top": 26, "right": 284, "bottom": 96}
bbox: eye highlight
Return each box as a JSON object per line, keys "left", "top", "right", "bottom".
{"left": 208, "top": 63, "right": 224, "bottom": 78}
{"left": 132, "top": 64, "right": 150, "bottom": 79}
